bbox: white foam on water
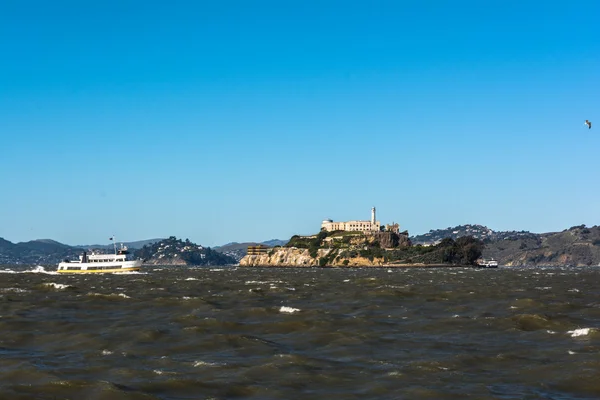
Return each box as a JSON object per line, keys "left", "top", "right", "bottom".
{"left": 101, "top": 349, "right": 113, "bottom": 355}
{"left": 31, "top": 266, "right": 59, "bottom": 275}
{"left": 0, "top": 266, "right": 59, "bottom": 275}
{"left": 209, "top": 268, "right": 224, "bottom": 271}
{"left": 44, "top": 283, "right": 73, "bottom": 290}
{"left": 280, "top": 306, "right": 300, "bottom": 314}
{"left": 153, "top": 370, "right": 164, "bottom": 375}
{"left": 193, "top": 360, "right": 219, "bottom": 367}
{"left": 343, "top": 279, "right": 350, "bottom": 282}
{"left": 568, "top": 328, "right": 593, "bottom": 337}
{"left": 568, "top": 288, "right": 580, "bottom": 293}
{"left": 185, "top": 278, "right": 198, "bottom": 281}
{"left": 546, "top": 330, "right": 556, "bottom": 334}
{"left": 1, "top": 288, "right": 28, "bottom": 293}
{"left": 568, "top": 350, "right": 576, "bottom": 355}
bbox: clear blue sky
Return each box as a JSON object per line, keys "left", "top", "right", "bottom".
{"left": 1, "top": 0, "right": 599, "bottom": 246}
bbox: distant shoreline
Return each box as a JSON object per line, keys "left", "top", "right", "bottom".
{"left": 239, "top": 263, "right": 472, "bottom": 269}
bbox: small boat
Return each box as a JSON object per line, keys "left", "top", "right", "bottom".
{"left": 57, "top": 240, "right": 142, "bottom": 274}
{"left": 476, "top": 258, "right": 499, "bottom": 268}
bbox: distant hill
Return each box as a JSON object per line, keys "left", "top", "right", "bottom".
{"left": 483, "top": 224, "right": 600, "bottom": 267}
{"left": 214, "top": 239, "right": 288, "bottom": 262}
{"left": 135, "top": 236, "right": 236, "bottom": 266}
{"left": 74, "top": 238, "right": 163, "bottom": 250}
{"left": 261, "top": 239, "right": 288, "bottom": 247}
{"left": 0, "top": 238, "right": 83, "bottom": 265}
{"left": 411, "top": 224, "right": 600, "bottom": 266}
{"left": 411, "top": 224, "right": 536, "bottom": 245}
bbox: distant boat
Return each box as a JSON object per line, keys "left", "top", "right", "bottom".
{"left": 57, "top": 241, "right": 142, "bottom": 274}
{"left": 476, "top": 258, "right": 499, "bottom": 268}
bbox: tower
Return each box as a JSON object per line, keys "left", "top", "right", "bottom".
{"left": 371, "top": 207, "right": 376, "bottom": 225}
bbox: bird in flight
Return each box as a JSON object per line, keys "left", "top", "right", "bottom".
{"left": 585, "top": 120, "right": 592, "bottom": 129}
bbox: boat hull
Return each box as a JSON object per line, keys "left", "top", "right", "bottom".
{"left": 57, "top": 260, "right": 143, "bottom": 274}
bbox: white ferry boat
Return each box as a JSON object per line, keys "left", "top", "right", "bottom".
{"left": 57, "top": 241, "right": 142, "bottom": 274}
{"left": 476, "top": 258, "right": 499, "bottom": 268}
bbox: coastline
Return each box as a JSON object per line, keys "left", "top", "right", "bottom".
{"left": 238, "top": 263, "right": 471, "bottom": 268}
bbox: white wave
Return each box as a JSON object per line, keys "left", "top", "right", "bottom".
{"left": 546, "top": 330, "right": 556, "bottom": 334}
{"left": 30, "top": 266, "right": 59, "bottom": 275}
{"left": 568, "top": 350, "right": 577, "bottom": 355}
{"left": 87, "top": 292, "right": 131, "bottom": 299}
{"left": 101, "top": 349, "right": 113, "bottom": 355}
{"left": 44, "top": 283, "right": 73, "bottom": 290}
{"left": 568, "top": 328, "right": 593, "bottom": 337}
{"left": 280, "top": 306, "right": 300, "bottom": 314}
{"left": 0, "top": 288, "right": 28, "bottom": 293}
{"left": 209, "top": 269, "right": 224, "bottom": 271}
{"left": 193, "top": 360, "right": 219, "bottom": 367}
{"left": 185, "top": 278, "right": 198, "bottom": 281}
{"left": 0, "top": 266, "right": 58, "bottom": 275}
{"left": 568, "top": 288, "right": 580, "bottom": 293}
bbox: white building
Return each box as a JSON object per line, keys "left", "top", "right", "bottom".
{"left": 321, "top": 207, "right": 381, "bottom": 233}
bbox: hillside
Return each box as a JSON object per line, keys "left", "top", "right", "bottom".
{"left": 411, "top": 224, "right": 535, "bottom": 245}
{"left": 74, "top": 238, "right": 163, "bottom": 250}
{"left": 240, "top": 230, "right": 483, "bottom": 267}
{"left": 483, "top": 225, "right": 600, "bottom": 267}
{"left": 0, "top": 238, "right": 83, "bottom": 265}
{"left": 135, "top": 236, "right": 236, "bottom": 266}
{"left": 214, "top": 239, "right": 288, "bottom": 262}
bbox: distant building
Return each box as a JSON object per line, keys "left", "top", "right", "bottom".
{"left": 321, "top": 207, "right": 383, "bottom": 233}
{"left": 247, "top": 245, "right": 270, "bottom": 255}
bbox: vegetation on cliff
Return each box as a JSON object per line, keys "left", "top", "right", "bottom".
{"left": 278, "top": 230, "right": 483, "bottom": 266}
{"left": 135, "top": 236, "right": 236, "bottom": 266}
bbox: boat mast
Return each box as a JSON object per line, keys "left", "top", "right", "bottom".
{"left": 112, "top": 235, "right": 117, "bottom": 255}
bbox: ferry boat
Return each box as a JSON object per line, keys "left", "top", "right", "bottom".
{"left": 476, "top": 258, "right": 499, "bottom": 268}
{"left": 57, "top": 240, "right": 142, "bottom": 274}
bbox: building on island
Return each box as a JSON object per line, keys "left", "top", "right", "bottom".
{"left": 321, "top": 207, "right": 383, "bottom": 233}
{"left": 247, "top": 245, "right": 270, "bottom": 255}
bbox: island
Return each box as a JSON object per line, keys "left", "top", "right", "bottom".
{"left": 240, "top": 207, "right": 483, "bottom": 268}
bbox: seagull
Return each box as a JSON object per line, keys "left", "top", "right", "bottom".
{"left": 585, "top": 120, "right": 592, "bottom": 129}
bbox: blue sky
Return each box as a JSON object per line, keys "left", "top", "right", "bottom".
{"left": 1, "top": 0, "right": 599, "bottom": 246}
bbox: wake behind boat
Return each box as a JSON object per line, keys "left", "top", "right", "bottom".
{"left": 57, "top": 239, "right": 142, "bottom": 274}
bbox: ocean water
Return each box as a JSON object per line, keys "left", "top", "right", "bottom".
{"left": 1, "top": 265, "right": 600, "bottom": 399}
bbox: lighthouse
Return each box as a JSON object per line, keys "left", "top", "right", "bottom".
{"left": 371, "top": 207, "right": 376, "bottom": 226}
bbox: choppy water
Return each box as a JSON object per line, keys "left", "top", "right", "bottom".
{"left": 1, "top": 265, "right": 600, "bottom": 399}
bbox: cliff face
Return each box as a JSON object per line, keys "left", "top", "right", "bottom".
{"left": 239, "top": 247, "right": 384, "bottom": 267}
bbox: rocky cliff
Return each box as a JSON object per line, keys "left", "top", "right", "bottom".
{"left": 239, "top": 231, "right": 482, "bottom": 267}
{"left": 239, "top": 247, "right": 386, "bottom": 267}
